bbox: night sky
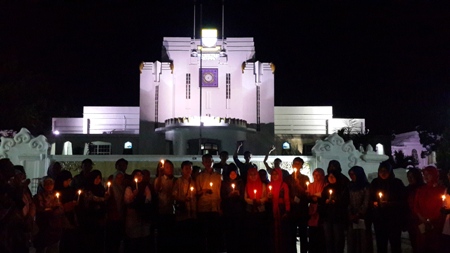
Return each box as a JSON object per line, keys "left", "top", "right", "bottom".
{"left": 1, "top": 1, "right": 449, "bottom": 135}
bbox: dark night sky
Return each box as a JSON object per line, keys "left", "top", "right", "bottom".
{"left": 1, "top": 1, "right": 449, "bottom": 135}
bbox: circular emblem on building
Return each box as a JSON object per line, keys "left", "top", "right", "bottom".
{"left": 203, "top": 72, "right": 214, "bottom": 83}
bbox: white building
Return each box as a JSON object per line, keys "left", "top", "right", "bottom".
{"left": 51, "top": 30, "right": 365, "bottom": 156}
{"left": 391, "top": 131, "right": 435, "bottom": 169}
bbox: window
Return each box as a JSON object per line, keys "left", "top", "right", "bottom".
{"left": 62, "top": 141, "right": 73, "bottom": 155}
{"left": 226, "top": 73, "right": 231, "bottom": 99}
{"left": 201, "top": 141, "right": 219, "bottom": 155}
{"left": 186, "top": 73, "right": 191, "bottom": 99}
{"left": 89, "top": 141, "right": 111, "bottom": 155}
{"left": 155, "top": 85, "right": 159, "bottom": 128}
{"left": 124, "top": 141, "right": 132, "bottom": 149}
{"left": 123, "top": 141, "right": 133, "bottom": 154}
{"left": 256, "top": 86, "right": 261, "bottom": 131}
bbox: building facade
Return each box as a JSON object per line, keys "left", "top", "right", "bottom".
{"left": 51, "top": 32, "right": 365, "bottom": 156}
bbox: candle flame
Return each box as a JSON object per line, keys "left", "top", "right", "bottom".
{"left": 161, "top": 159, "right": 164, "bottom": 166}
{"left": 210, "top": 182, "right": 213, "bottom": 187}
{"left": 190, "top": 186, "right": 194, "bottom": 191}
{"left": 269, "top": 185, "right": 272, "bottom": 191}
{"left": 134, "top": 178, "right": 138, "bottom": 183}
{"left": 442, "top": 195, "right": 446, "bottom": 201}
{"left": 329, "top": 189, "right": 333, "bottom": 195}
{"left": 56, "top": 192, "right": 60, "bottom": 198}
{"left": 231, "top": 183, "right": 235, "bottom": 189}
{"left": 254, "top": 189, "right": 257, "bottom": 194}
{"left": 107, "top": 182, "right": 111, "bottom": 187}
{"left": 78, "top": 190, "right": 82, "bottom": 195}
{"left": 379, "top": 192, "right": 383, "bottom": 198}
{"left": 306, "top": 182, "right": 309, "bottom": 186}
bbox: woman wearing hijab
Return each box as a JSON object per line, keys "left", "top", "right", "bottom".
{"left": 413, "top": 166, "right": 445, "bottom": 253}
{"left": 347, "top": 166, "right": 372, "bottom": 253}
{"left": 268, "top": 168, "right": 291, "bottom": 253}
{"left": 33, "top": 177, "right": 64, "bottom": 253}
{"left": 405, "top": 168, "right": 425, "bottom": 253}
{"left": 244, "top": 166, "right": 268, "bottom": 253}
{"left": 78, "top": 169, "right": 109, "bottom": 252}
{"left": 369, "top": 161, "right": 407, "bottom": 253}
{"left": 220, "top": 163, "right": 245, "bottom": 253}
{"left": 307, "top": 168, "right": 327, "bottom": 253}
{"left": 327, "top": 160, "right": 350, "bottom": 188}
{"left": 319, "top": 171, "right": 349, "bottom": 253}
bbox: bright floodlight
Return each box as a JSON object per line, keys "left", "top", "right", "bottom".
{"left": 202, "top": 29, "right": 217, "bottom": 48}
{"left": 53, "top": 130, "right": 60, "bottom": 135}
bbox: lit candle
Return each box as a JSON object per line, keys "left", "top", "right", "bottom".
{"left": 210, "top": 182, "right": 213, "bottom": 188}
{"left": 306, "top": 181, "right": 310, "bottom": 191}
{"left": 378, "top": 192, "right": 383, "bottom": 202}
{"left": 442, "top": 195, "right": 446, "bottom": 207}
{"left": 231, "top": 183, "right": 235, "bottom": 190}
{"left": 56, "top": 192, "right": 60, "bottom": 203}
{"left": 161, "top": 159, "right": 165, "bottom": 167}
{"left": 135, "top": 178, "right": 138, "bottom": 190}
{"left": 107, "top": 181, "right": 111, "bottom": 193}
{"left": 77, "top": 190, "right": 82, "bottom": 202}
{"left": 328, "top": 189, "right": 333, "bottom": 200}
{"left": 254, "top": 189, "right": 257, "bottom": 200}
{"left": 293, "top": 168, "right": 297, "bottom": 178}
{"left": 190, "top": 186, "right": 194, "bottom": 198}
{"left": 269, "top": 185, "right": 272, "bottom": 193}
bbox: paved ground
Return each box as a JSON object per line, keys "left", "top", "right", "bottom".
{"left": 295, "top": 231, "right": 413, "bottom": 253}
{"left": 29, "top": 231, "right": 413, "bottom": 252}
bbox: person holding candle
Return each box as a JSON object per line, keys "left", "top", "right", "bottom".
{"left": 37, "top": 161, "right": 63, "bottom": 194}
{"left": 105, "top": 171, "right": 126, "bottom": 253}
{"left": 243, "top": 167, "right": 268, "bottom": 253}
{"left": 441, "top": 170, "right": 450, "bottom": 252}
{"left": 318, "top": 171, "right": 349, "bottom": 253}
{"left": 412, "top": 165, "right": 445, "bottom": 253}
{"left": 11, "top": 165, "right": 37, "bottom": 250}
{"left": 0, "top": 158, "right": 30, "bottom": 253}
{"left": 369, "top": 161, "right": 407, "bottom": 253}
{"left": 327, "top": 160, "right": 350, "bottom": 188}
{"left": 172, "top": 161, "right": 198, "bottom": 252}
{"left": 307, "top": 168, "right": 327, "bottom": 253}
{"left": 33, "top": 177, "right": 64, "bottom": 253}
{"left": 220, "top": 163, "right": 245, "bottom": 253}
{"left": 268, "top": 168, "right": 290, "bottom": 253}
{"left": 196, "top": 153, "right": 222, "bottom": 253}
{"left": 124, "top": 169, "right": 152, "bottom": 253}
{"left": 347, "top": 166, "right": 372, "bottom": 253}
{"left": 286, "top": 157, "right": 310, "bottom": 253}
{"left": 154, "top": 159, "right": 176, "bottom": 253}
{"left": 77, "top": 169, "right": 109, "bottom": 252}
{"left": 405, "top": 167, "right": 425, "bottom": 253}
{"left": 54, "top": 170, "right": 79, "bottom": 253}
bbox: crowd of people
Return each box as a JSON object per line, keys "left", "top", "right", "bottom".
{"left": 1, "top": 143, "right": 450, "bottom": 253}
